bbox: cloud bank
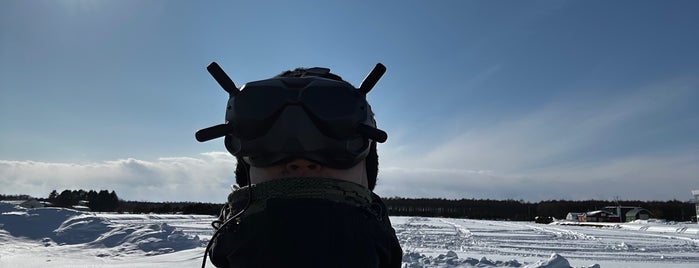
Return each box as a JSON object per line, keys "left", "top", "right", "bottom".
{"left": 375, "top": 152, "right": 698, "bottom": 201}
{"left": 1, "top": 150, "right": 696, "bottom": 203}
{"left": 0, "top": 152, "right": 237, "bottom": 203}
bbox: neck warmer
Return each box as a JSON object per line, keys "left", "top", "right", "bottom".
{"left": 226, "top": 177, "right": 373, "bottom": 219}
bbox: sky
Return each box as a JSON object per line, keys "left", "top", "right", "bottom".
{"left": 1, "top": 0, "right": 698, "bottom": 203}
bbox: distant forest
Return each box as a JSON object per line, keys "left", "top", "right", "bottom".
{"left": 383, "top": 197, "right": 696, "bottom": 222}
{"left": 1, "top": 191, "right": 696, "bottom": 222}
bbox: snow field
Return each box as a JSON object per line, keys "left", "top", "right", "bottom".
{"left": 1, "top": 202, "right": 698, "bottom": 267}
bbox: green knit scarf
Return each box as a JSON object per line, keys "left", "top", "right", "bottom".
{"left": 226, "top": 177, "right": 373, "bottom": 218}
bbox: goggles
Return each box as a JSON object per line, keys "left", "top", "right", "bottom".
{"left": 196, "top": 62, "right": 387, "bottom": 169}
{"left": 231, "top": 77, "right": 369, "bottom": 140}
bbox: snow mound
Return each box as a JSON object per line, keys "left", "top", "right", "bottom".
{"left": 402, "top": 251, "right": 600, "bottom": 268}
{"left": 523, "top": 253, "right": 600, "bottom": 268}
{"left": 402, "top": 250, "right": 522, "bottom": 267}
{"left": 0, "top": 204, "right": 203, "bottom": 255}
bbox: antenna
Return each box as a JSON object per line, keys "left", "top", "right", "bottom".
{"left": 195, "top": 123, "right": 234, "bottom": 142}
{"left": 207, "top": 62, "right": 238, "bottom": 95}
{"left": 358, "top": 123, "right": 388, "bottom": 143}
{"left": 358, "top": 63, "right": 386, "bottom": 94}
{"left": 195, "top": 62, "right": 238, "bottom": 142}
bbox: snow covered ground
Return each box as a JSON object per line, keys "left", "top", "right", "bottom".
{"left": 1, "top": 202, "right": 697, "bottom": 267}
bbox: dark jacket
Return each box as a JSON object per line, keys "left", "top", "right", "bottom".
{"left": 209, "top": 193, "right": 403, "bottom": 268}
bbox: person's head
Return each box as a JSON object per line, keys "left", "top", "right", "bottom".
{"left": 196, "top": 63, "right": 386, "bottom": 190}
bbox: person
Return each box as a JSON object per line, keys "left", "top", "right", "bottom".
{"left": 195, "top": 62, "right": 403, "bottom": 268}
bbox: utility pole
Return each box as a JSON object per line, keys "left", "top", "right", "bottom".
{"left": 614, "top": 195, "right": 622, "bottom": 223}
{"left": 692, "top": 190, "right": 699, "bottom": 223}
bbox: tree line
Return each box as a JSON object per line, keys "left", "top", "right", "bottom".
{"left": 47, "top": 189, "right": 120, "bottom": 212}
{"left": 40, "top": 190, "right": 221, "bottom": 215}
{"left": 2, "top": 191, "right": 695, "bottom": 221}
{"left": 117, "top": 200, "right": 221, "bottom": 215}
{"left": 383, "top": 197, "right": 696, "bottom": 221}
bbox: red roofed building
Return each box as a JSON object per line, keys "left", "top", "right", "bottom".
{"left": 578, "top": 210, "right": 621, "bottom": 222}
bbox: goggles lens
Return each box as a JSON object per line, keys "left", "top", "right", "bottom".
{"left": 233, "top": 86, "right": 288, "bottom": 139}
{"left": 301, "top": 85, "right": 364, "bottom": 139}
{"left": 235, "top": 86, "right": 288, "bottom": 119}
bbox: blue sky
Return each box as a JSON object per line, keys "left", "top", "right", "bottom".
{"left": 1, "top": 0, "right": 698, "bottom": 203}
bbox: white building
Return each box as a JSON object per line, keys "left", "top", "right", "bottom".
{"left": 566, "top": 212, "right": 582, "bottom": 221}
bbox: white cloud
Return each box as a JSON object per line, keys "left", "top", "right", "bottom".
{"left": 374, "top": 77, "right": 699, "bottom": 201}
{"left": 0, "top": 152, "right": 238, "bottom": 203}
{"left": 375, "top": 151, "right": 698, "bottom": 201}
{"left": 2, "top": 79, "right": 696, "bottom": 203}
{"left": 1, "top": 148, "right": 696, "bottom": 203}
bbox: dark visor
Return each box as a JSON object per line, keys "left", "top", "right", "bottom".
{"left": 232, "top": 78, "right": 367, "bottom": 140}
